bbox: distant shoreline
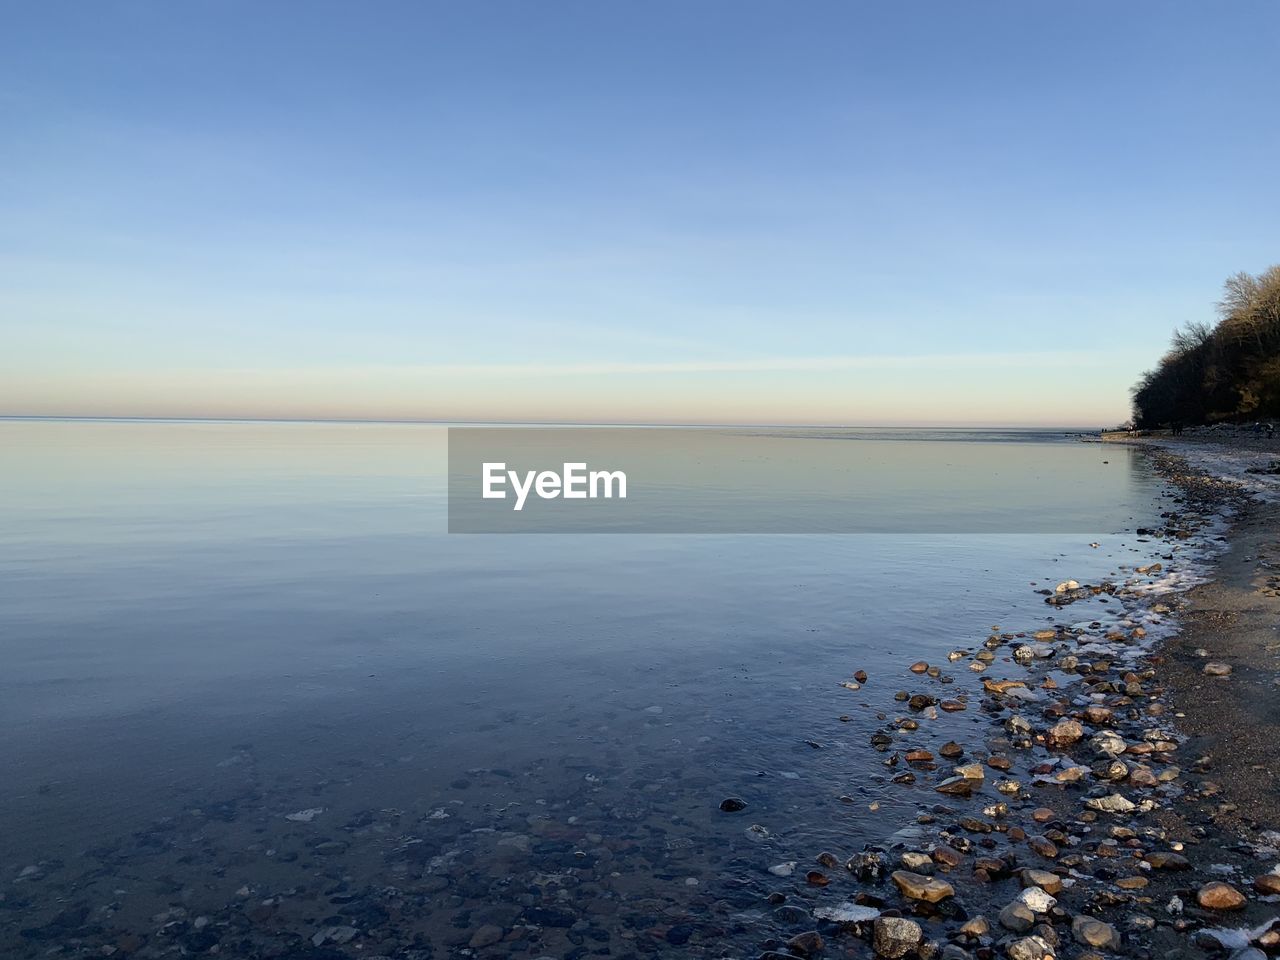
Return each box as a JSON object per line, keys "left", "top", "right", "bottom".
{"left": 0, "top": 415, "right": 1112, "bottom": 431}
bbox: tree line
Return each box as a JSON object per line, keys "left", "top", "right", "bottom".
{"left": 1131, "top": 264, "right": 1280, "bottom": 428}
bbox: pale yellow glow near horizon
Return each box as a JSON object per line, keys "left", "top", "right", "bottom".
{"left": 0, "top": 352, "right": 1139, "bottom": 426}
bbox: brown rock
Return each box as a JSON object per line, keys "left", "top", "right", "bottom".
{"left": 1072, "top": 915, "right": 1121, "bottom": 950}
{"left": 891, "top": 870, "right": 955, "bottom": 902}
{"left": 1254, "top": 873, "right": 1280, "bottom": 896}
{"left": 1027, "top": 836, "right": 1058, "bottom": 859}
{"left": 932, "top": 846, "right": 964, "bottom": 869}
{"left": 1197, "top": 881, "right": 1246, "bottom": 910}
{"left": 1083, "top": 705, "right": 1113, "bottom": 725}
{"left": 1046, "top": 719, "right": 1084, "bottom": 747}
{"left": 1020, "top": 868, "right": 1063, "bottom": 895}
{"left": 935, "top": 776, "right": 974, "bottom": 797}
{"left": 983, "top": 678, "right": 1026, "bottom": 694}
{"left": 787, "top": 930, "right": 824, "bottom": 956}
{"left": 1145, "top": 851, "right": 1191, "bottom": 870}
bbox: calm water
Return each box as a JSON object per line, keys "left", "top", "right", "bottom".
{"left": 0, "top": 420, "right": 1168, "bottom": 958}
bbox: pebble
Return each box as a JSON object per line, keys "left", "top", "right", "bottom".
{"left": 1017, "top": 887, "right": 1057, "bottom": 913}
{"left": 1085, "top": 793, "right": 1136, "bottom": 814}
{"left": 1005, "top": 934, "right": 1055, "bottom": 960}
{"left": 890, "top": 870, "right": 955, "bottom": 902}
{"left": 468, "top": 924, "right": 504, "bottom": 949}
{"left": 1045, "top": 719, "right": 1084, "bottom": 747}
{"left": 718, "top": 797, "right": 747, "bottom": 812}
{"left": 901, "top": 851, "right": 932, "bottom": 871}
{"left": 1196, "top": 881, "right": 1246, "bottom": 910}
{"left": 935, "top": 776, "right": 974, "bottom": 797}
{"left": 1027, "top": 836, "right": 1058, "bottom": 858}
{"left": 786, "top": 931, "right": 824, "bottom": 956}
{"left": 1020, "top": 869, "right": 1063, "bottom": 895}
{"left": 1072, "top": 916, "right": 1120, "bottom": 950}
{"left": 1254, "top": 873, "right": 1280, "bottom": 895}
{"left": 932, "top": 846, "right": 964, "bottom": 869}
{"left": 958, "top": 916, "right": 989, "bottom": 937}
{"left": 1202, "top": 662, "right": 1232, "bottom": 676}
{"left": 312, "top": 925, "right": 358, "bottom": 947}
{"left": 1145, "top": 851, "right": 1191, "bottom": 870}
{"left": 999, "top": 901, "right": 1036, "bottom": 933}
{"left": 872, "top": 916, "right": 923, "bottom": 959}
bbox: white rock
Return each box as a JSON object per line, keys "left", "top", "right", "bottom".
{"left": 1085, "top": 794, "right": 1136, "bottom": 814}
{"left": 1018, "top": 887, "right": 1058, "bottom": 913}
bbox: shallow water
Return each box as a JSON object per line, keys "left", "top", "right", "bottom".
{"left": 0, "top": 421, "right": 1172, "bottom": 957}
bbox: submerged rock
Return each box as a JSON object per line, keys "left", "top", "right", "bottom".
{"left": 786, "top": 931, "right": 824, "bottom": 956}
{"left": 872, "top": 916, "right": 923, "bottom": 959}
{"left": 812, "top": 902, "right": 880, "bottom": 925}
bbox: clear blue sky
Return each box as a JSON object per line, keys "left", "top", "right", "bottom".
{"left": 2, "top": 1, "right": 1277, "bottom": 424}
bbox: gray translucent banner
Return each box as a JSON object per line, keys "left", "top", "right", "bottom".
{"left": 447, "top": 427, "right": 1141, "bottom": 533}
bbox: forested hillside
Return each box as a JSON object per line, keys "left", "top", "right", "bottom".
{"left": 1132, "top": 266, "right": 1280, "bottom": 428}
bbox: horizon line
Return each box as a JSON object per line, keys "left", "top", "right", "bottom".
{"left": 0, "top": 414, "right": 1111, "bottom": 430}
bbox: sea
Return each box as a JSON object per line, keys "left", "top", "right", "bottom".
{"left": 0, "top": 419, "right": 1179, "bottom": 958}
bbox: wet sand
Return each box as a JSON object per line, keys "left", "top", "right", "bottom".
{"left": 1162, "top": 497, "right": 1280, "bottom": 832}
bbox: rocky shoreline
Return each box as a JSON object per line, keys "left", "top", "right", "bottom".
{"left": 743, "top": 440, "right": 1280, "bottom": 960}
